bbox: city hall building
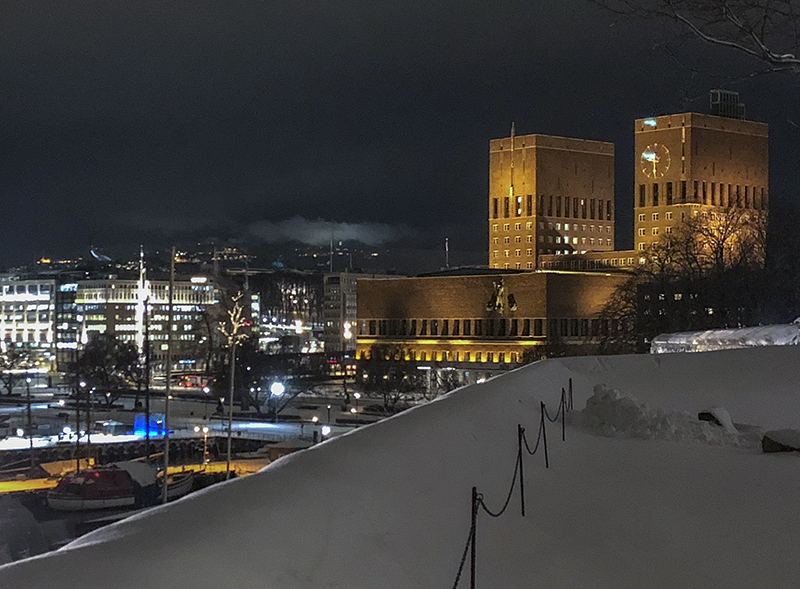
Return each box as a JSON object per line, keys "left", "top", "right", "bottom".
{"left": 355, "top": 269, "right": 624, "bottom": 368}
{"left": 355, "top": 91, "right": 769, "bottom": 373}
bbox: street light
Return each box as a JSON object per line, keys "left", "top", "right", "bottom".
{"left": 326, "top": 404, "right": 331, "bottom": 424}
{"left": 194, "top": 425, "right": 210, "bottom": 464}
{"left": 353, "top": 391, "right": 361, "bottom": 421}
{"left": 270, "top": 381, "right": 285, "bottom": 422}
{"left": 25, "top": 376, "right": 34, "bottom": 469}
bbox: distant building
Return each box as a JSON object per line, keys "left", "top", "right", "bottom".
{"left": 0, "top": 276, "right": 57, "bottom": 374}
{"left": 324, "top": 271, "right": 400, "bottom": 370}
{"left": 489, "top": 132, "right": 615, "bottom": 270}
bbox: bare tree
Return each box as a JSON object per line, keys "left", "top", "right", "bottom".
{"left": 0, "top": 344, "right": 31, "bottom": 396}
{"left": 593, "top": 0, "right": 800, "bottom": 75}
{"left": 599, "top": 208, "right": 768, "bottom": 352}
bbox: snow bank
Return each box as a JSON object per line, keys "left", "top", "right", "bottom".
{"left": 651, "top": 321, "right": 800, "bottom": 353}
{"left": 571, "top": 384, "right": 760, "bottom": 447}
{"left": 1, "top": 346, "right": 799, "bottom": 588}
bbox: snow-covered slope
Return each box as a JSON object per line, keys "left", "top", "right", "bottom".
{"left": 1, "top": 346, "right": 799, "bottom": 588}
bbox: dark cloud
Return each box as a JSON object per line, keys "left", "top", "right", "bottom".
{"left": 1, "top": 1, "right": 798, "bottom": 268}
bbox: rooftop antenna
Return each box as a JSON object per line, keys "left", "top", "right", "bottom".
{"left": 445, "top": 237, "right": 450, "bottom": 269}
{"left": 329, "top": 228, "right": 334, "bottom": 273}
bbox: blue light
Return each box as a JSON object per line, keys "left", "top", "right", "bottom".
{"left": 644, "top": 118, "right": 657, "bottom": 128}
{"left": 133, "top": 413, "right": 166, "bottom": 437}
{"left": 642, "top": 151, "right": 657, "bottom": 162}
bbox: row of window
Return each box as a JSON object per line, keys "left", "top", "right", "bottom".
{"left": 638, "top": 181, "right": 767, "bottom": 209}
{"left": 492, "top": 222, "right": 613, "bottom": 236}
{"left": 359, "top": 348, "right": 522, "bottom": 364}
{"left": 0, "top": 284, "right": 52, "bottom": 296}
{"left": 361, "top": 317, "right": 612, "bottom": 339}
{"left": 491, "top": 195, "right": 614, "bottom": 221}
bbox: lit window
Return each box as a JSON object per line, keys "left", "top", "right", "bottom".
{"left": 515, "top": 249, "right": 521, "bottom": 257}
{"left": 526, "top": 262, "right": 533, "bottom": 269}
{"left": 638, "top": 228, "right": 645, "bottom": 236}
{"left": 504, "top": 250, "right": 510, "bottom": 257}
{"left": 526, "top": 221, "right": 532, "bottom": 229}
{"left": 652, "top": 227, "right": 659, "bottom": 235}
{"left": 590, "top": 225, "right": 594, "bottom": 232}
{"left": 638, "top": 214, "right": 645, "bottom": 222}
{"left": 492, "top": 224, "right": 498, "bottom": 231}
{"left": 493, "top": 237, "right": 498, "bottom": 244}
{"left": 639, "top": 243, "right": 646, "bottom": 250}
{"left": 652, "top": 213, "right": 659, "bottom": 221}
{"left": 515, "top": 223, "right": 521, "bottom": 230}
{"left": 526, "top": 248, "right": 532, "bottom": 255}
{"left": 504, "top": 223, "right": 510, "bottom": 230}
{"left": 556, "top": 236, "right": 561, "bottom": 244}
{"left": 526, "top": 235, "right": 532, "bottom": 242}
{"left": 665, "top": 226, "right": 672, "bottom": 234}
{"left": 573, "top": 237, "right": 578, "bottom": 244}
{"left": 504, "top": 236, "right": 510, "bottom": 244}
{"left": 514, "top": 236, "right": 521, "bottom": 243}
{"left": 556, "top": 223, "right": 561, "bottom": 230}
{"left": 492, "top": 251, "right": 498, "bottom": 258}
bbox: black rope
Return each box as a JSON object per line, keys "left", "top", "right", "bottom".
{"left": 521, "top": 419, "right": 544, "bottom": 456}
{"left": 478, "top": 449, "right": 520, "bottom": 518}
{"left": 543, "top": 395, "right": 564, "bottom": 423}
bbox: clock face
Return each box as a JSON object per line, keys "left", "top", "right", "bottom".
{"left": 640, "top": 143, "right": 671, "bottom": 179}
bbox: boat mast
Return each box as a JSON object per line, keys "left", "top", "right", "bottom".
{"left": 162, "top": 246, "right": 175, "bottom": 504}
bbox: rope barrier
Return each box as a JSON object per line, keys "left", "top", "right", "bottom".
{"left": 478, "top": 450, "right": 520, "bottom": 518}
{"left": 450, "top": 379, "right": 576, "bottom": 588}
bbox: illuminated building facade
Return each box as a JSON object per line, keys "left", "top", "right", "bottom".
{"left": 356, "top": 270, "right": 624, "bottom": 370}
{"left": 633, "top": 111, "right": 768, "bottom": 251}
{"left": 0, "top": 277, "right": 57, "bottom": 374}
{"left": 489, "top": 132, "right": 615, "bottom": 270}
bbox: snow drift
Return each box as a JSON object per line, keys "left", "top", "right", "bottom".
{"left": 1, "top": 346, "right": 799, "bottom": 588}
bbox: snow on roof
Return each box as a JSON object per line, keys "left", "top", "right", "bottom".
{"left": 2, "top": 346, "right": 800, "bottom": 588}
{"left": 651, "top": 321, "right": 800, "bottom": 353}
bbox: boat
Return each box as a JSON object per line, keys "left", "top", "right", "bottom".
{"left": 47, "top": 467, "right": 139, "bottom": 511}
{"left": 163, "top": 470, "right": 195, "bottom": 501}
{"left": 47, "top": 461, "right": 199, "bottom": 511}
{"left": 47, "top": 461, "right": 158, "bottom": 511}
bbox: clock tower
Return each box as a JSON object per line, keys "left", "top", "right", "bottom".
{"left": 633, "top": 110, "right": 768, "bottom": 252}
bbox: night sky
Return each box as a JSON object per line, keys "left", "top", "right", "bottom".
{"left": 3, "top": 1, "right": 799, "bottom": 271}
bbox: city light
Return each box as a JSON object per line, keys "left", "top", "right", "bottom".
{"left": 270, "top": 382, "right": 285, "bottom": 396}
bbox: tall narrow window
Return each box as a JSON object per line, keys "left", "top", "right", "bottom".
{"left": 693, "top": 181, "right": 699, "bottom": 202}
{"left": 492, "top": 198, "right": 498, "bottom": 218}
{"left": 504, "top": 197, "right": 510, "bottom": 217}
{"left": 702, "top": 182, "right": 707, "bottom": 204}
{"left": 556, "top": 196, "right": 562, "bottom": 217}
{"left": 666, "top": 182, "right": 673, "bottom": 205}
{"left": 590, "top": 199, "right": 596, "bottom": 219}
{"left": 681, "top": 181, "right": 687, "bottom": 203}
{"left": 548, "top": 196, "right": 553, "bottom": 216}
{"left": 639, "top": 185, "right": 646, "bottom": 207}
{"left": 526, "top": 195, "right": 532, "bottom": 216}
{"left": 652, "top": 184, "right": 659, "bottom": 206}
{"left": 606, "top": 200, "right": 612, "bottom": 220}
